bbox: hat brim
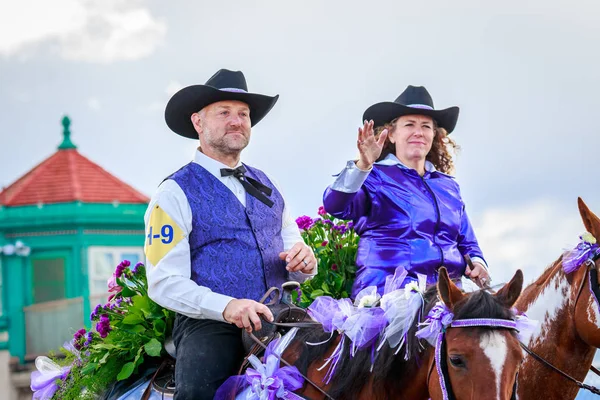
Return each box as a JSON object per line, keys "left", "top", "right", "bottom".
{"left": 165, "top": 85, "right": 279, "bottom": 139}
{"left": 363, "top": 103, "right": 459, "bottom": 133}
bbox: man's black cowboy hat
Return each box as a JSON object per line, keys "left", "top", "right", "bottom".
{"left": 363, "top": 85, "right": 459, "bottom": 133}
{"left": 165, "top": 69, "right": 279, "bottom": 139}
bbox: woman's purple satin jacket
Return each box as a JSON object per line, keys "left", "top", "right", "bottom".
{"left": 323, "top": 161, "right": 485, "bottom": 297}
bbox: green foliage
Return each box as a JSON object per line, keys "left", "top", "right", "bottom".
{"left": 295, "top": 207, "right": 358, "bottom": 307}
{"left": 44, "top": 261, "right": 175, "bottom": 400}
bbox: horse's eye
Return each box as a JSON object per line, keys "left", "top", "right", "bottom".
{"left": 449, "top": 355, "right": 466, "bottom": 368}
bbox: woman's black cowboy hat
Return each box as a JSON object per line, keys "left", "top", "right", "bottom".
{"left": 165, "top": 69, "right": 279, "bottom": 139}
{"left": 363, "top": 85, "right": 459, "bottom": 133}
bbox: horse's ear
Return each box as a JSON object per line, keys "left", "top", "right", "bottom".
{"left": 495, "top": 269, "right": 523, "bottom": 308}
{"left": 438, "top": 267, "right": 464, "bottom": 309}
{"left": 578, "top": 197, "right": 600, "bottom": 241}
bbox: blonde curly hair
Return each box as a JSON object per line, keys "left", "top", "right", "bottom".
{"left": 374, "top": 118, "right": 459, "bottom": 174}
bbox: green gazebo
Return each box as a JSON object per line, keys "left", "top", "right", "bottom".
{"left": 0, "top": 116, "right": 149, "bottom": 363}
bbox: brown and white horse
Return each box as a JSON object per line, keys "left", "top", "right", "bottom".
{"left": 284, "top": 267, "right": 525, "bottom": 400}
{"left": 516, "top": 197, "right": 600, "bottom": 399}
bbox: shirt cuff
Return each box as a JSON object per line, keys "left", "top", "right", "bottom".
{"left": 289, "top": 264, "right": 317, "bottom": 283}
{"left": 469, "top": 256, "right": 488, "bottom": 271}
{"left": 200, "top": 292, "right": 236, "bottom": 322}
{"left": 330, "top": 160, "right": 371, "bottom": 193}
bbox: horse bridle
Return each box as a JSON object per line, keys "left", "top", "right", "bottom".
{"left": 517, "top": 254, "right": 600, "bottom": 395}
{"left": 242, "top": 268, "right": 600, "bottom": 400}
{"left": 425, "top": 318, "right": 520, "bottom": 400}
{"left": 238, "top": 286, "right": 336, "bottom": 400}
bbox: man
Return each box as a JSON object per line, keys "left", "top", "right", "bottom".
{"left": 144, "top": 69, "right": 316, "bottom": 400}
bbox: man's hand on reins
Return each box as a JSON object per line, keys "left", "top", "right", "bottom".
{"left": 223, "top": 299, "right": 274, "bottom": 333}
{"left": 279, "top": 242, "right": 317, "bottom": 274}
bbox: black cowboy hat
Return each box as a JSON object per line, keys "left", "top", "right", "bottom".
{"left": 165, "top": 69, "right": 279, "bottom": 139}
{"left": 363, "top": 85, "right": 459, "bottom": 133}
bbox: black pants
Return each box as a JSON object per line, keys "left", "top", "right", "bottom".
{"left": 172, "top": 314, "right": 244, "bottom": 400}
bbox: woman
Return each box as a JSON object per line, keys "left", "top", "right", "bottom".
{"left": 323, "top": 85, "right": 490, "bottom": 297}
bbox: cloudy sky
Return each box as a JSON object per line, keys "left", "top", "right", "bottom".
{"left": 1, "top": 0, "right": 599, "bottom": 287}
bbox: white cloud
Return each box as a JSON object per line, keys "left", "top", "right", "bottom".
{"left": 473, "top": 199, "right": 584, "bottom": 286}
{"left": 137, "top": 101, "right": 163, "bottom": 114}
{"left": 137, "top": 81, "right": 181, "bottom": 114}
{"left": 0, "top": 0, "right": 166, "bottom": 63}
{"left": 14, "top": 92, "right": 31, "bottom": 103}
{"left": 87, "top": 97, "right": 101, "bottom": 111}
{"left": 0, "top": 0, "right": 85, "bottom": 56}
{"left": 165, "top": 81, "right": 182, "bottom": 96}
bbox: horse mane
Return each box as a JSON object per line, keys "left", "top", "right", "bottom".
{"left": 292, "top": 287, "right": 439, "bottom": 399}
{"left": 292, "top": 284, "right": 518, "bottom": 399}
{"left": 452, "top": 287, "right": 514, "bottom": 321}
{"left": 531, "top": 255, "right": 564, "bottom": 287}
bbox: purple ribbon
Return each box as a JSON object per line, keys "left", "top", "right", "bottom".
{"left": 510, "top": 309, "right": 538, "bottom": 343}
{"left": 435, "top": 331, "right": 450, "bottom": 400}
{"left": 308, "top": 297, "right": 353, "bottom": 334}
{"left": 377, "top": 267, "right": 426, "bottom": 359}
{"left": 30, "top": 357, "right": 70, "bottom": 399}
{"left": 563, "top": 236, "right": 600, "bottom": 274}
{"left": 344, "top": 307, "right": 387, "bottom": 357}
{"left": 415, "top": 303, "right": 454, "bottom": 345}
{"left": 215, "top": 329, "right": 304, "bottom": 400}
{"left": 306, "top": 287, "right": 388, "bottom": 383}
{"left": 242, "top": 354, "right": 304, "bottom": 399}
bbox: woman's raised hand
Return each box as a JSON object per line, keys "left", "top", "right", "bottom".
{"left": 356, "top": 120, "right": 388, "bottom": 170}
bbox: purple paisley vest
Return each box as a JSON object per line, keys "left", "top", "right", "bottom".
{"left": 170, "top": 162, "right": 287, "bottom": 301}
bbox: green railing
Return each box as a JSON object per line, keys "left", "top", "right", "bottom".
{"left": 24, "top": 297, "right": 84, "bottom": 357}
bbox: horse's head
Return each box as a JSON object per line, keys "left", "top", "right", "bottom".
{"left": 427, "top": 268, "right": 524, "bottom": 400}
{"left": 572, "top": 197, "right": 600, "bottom": 347}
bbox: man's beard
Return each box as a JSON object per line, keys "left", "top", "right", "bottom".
{"left": 207, "top": 129, "right": 249, "bottom": 156}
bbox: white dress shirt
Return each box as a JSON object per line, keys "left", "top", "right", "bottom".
{"left": 145, "top": 150, "right": 314, "bottom": 322}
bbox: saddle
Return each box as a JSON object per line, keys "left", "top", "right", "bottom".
{"left": 241, "top": 281, "right": 313, "bottom": 354}
{"left": 144, "top": 282, "right": 315, "bottom": 399}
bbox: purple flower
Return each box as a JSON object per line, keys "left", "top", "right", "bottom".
{"left": 114, "top": 260, "right": 131, "bottom": 278}
{"left": 347, "top": 221, "right": 354, "bottom": 230}
{"left": 333, "top": 224, "right": 348, "bottom": 234}
{"left": 295, "top": 216, "right": 314, "bottom": 231}
{"left": 90, "top": 304, "right": 103, "bottom": 321}
{"left": 72, "top": 328, "right": 87, "bottom": 350}
{"left": 331, "top": 263, "right": 338, "bottom": 271}
{"left": 107, "top": 274, "right": 122, "bottom": 294}
{"left": 132, "top": 262, "right": 144, "bottom": 275}
{"left": 84, "top": 331, "right": 94, "bottom": 347}
{"left": 318, "top": 206, "right": 326, "bottom": 216}
{"left": 95, "top": 314, "right": 112, "bottom": 338}
{"left": 323, "top": 219, "right": 334, "bottom": 227}
{"left": 321, "top": 241, "right": 329, "bottom": 247}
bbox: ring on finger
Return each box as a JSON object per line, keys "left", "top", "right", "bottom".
{"left": 302, "top": 259, "right": 308, "bottom": 267}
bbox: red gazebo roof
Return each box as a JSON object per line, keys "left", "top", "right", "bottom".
{"left": 0, "top": 116, "right": 149, "bottom": 207}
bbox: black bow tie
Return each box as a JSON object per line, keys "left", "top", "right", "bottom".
{"left": 220, "top": 165, "right": 274, "bottom": 207}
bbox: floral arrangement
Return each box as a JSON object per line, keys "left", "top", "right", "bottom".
{"left": 293, "top": 206, "right": 359, "bottom": 307}
{"left": 31, "top": 261, "right": 175, "bottom": 400}
{"left": 30, "top": 206, "right": 359, "bottom": 398}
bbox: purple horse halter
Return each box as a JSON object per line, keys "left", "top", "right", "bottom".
{"left": 416, "top": 304, "right": 522, "bottom": 400}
